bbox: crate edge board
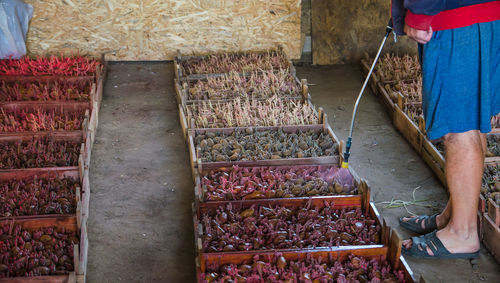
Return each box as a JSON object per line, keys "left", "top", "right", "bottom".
{"left": 487, "top": 197, "right": 500, "bottom": 227}
{"left": 392, "top": 105, "right": 423, "bottom": 155}
{"left": 0, "top": 274, "right": 76, "bottom": 282}
{"left": 482, "top": 213, "right": 500, "bottom": 264}
{"left": 376, "top": 82, "right": 396, "bottom": 118}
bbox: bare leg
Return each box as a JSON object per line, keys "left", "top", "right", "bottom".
{"left": 404, "top": 132, "right": 486, "bottom": 230}
{"left": 403, "top": 130, "right": 484, "bottom": 254}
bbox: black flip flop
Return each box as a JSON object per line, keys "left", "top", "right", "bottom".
{"left": 399, "top": 214, "right": 437, "bottom": 234}
{"left": 402, "top": 231, "right": 480, "bottom": 259}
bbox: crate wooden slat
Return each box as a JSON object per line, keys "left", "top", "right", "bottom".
{"left": 0, "top": 101, "right": 91, "bottom": 112}
{"left": 393, "top": 104, "right": 424, "bottom": 155}
{"left": 87, "top": 62, "right": 106, "bottom": 148}
{"left": 483, "top": 213, "right": 500, "bottom": 264}
{"left": 0, "top": 167, "right": 79, "bottom": 180}
{"left": 376, "top": 82, "right": 396, "bottom": 119}
{"left": 0, "top": 274, "right": 76, "bottom": 283}
{"left": 487, "top": 198, "right": 500, "bottom": 228}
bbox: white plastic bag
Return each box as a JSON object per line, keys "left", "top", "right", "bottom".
{"left": 0, "top": 0, "right": 33, "bottom": 59}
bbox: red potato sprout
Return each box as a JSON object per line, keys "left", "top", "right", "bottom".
{"left": 0, "top": 108, "right": 85, "bottom": 132}
{"left": 0, "top": 177, "right": 78, "bottom": 217}
{"left": 201, "top": 202, "right": 380, "bottom": 253}
{"left": 0, "top": 80, "right": 91, "bottom": 102}
{"left": 0, "top": 56, "right": 101, "bottom": 76}
{"left": 202, "top": 254, "right": 405, "bottom": 283}
{"left": 0, "top": 224, "right": 78, "bottom": 278}
{"left": 0, "top": 138, "right": 80, "bottom": 169}
{"left": 202, "top": 165, "right": 356, "bottom": 201}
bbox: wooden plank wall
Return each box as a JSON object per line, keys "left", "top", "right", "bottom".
{"left": 311, "top": 0, "right": 417, "bottom": 65}
{"left": 25, "top": 0, "right": 302, "bottom": 60}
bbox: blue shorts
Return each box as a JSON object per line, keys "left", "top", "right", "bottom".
{"left": 419, "top": 20, "right": 500, "bottom": 140}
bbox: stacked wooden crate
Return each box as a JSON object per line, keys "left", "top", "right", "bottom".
{"left": 175, "top": 48, "right": 421, "bottom": 282}
{"left": 361, "top": 53, "right": 500, "bottom": 264}
{"left": 0, "top": 55, "right": 106, "bottom": 282}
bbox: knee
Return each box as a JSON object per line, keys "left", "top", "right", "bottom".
{"left": 443, "top": 130, "right": 485, "bottom": 152}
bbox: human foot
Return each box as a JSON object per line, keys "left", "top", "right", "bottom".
{"left": 402, "top": 226, "right": 479, "bottom": 258}
{"left": 399, "top": 212, "right": 450, "bottom": 234}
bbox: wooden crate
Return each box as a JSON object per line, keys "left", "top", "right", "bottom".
{"left": 0, "top": 131, "right": 88, "bottom": 187}
{"left": 0, "top": 169, "right": 84, "bottom": 229}
{"left": 193, "top": 164, "right": 368, "bottom": 203}
{"left": 0, "top": 107, "right": 90, "bottom": 142}
{"left": 187, "top": 123, "right": 342, "bottom": 180}
{"left": 193, "top": 198, "right": 413, "bottom": 281}
{"left": 0, "top": 214, "right": 88, "bottom": 283}
{"left": 179, "top": 102, "right": 324, "bottom": 141}
{"left": 87, "top": 59, "right": 107, "bottom": 148}
{"left": 174, "top": 74, "right": 309, "bottom": 105}
{"left": 174, "top": 46, "right": 296, "bottom": 81}
{"left": 196, "top": 227, "right": 420, "bottom": 283}
{"left": 483, "top": 213, "right": 500, "bottom": 264}
{"left": 193, "top": 198, "right": 388, "bottom": 264}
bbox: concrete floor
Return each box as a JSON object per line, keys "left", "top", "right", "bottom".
{"left": 87, "top": 62, "right": 500, "bottom": 282}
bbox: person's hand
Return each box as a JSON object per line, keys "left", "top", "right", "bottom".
{"left": 404, "top": 23, "right": 432, "bottom": 44}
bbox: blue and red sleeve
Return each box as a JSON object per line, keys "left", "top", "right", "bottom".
{"left": 391, "top": 0, "right": 446, "bottom": 34}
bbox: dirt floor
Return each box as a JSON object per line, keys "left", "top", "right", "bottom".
{"left": 87, "top": 62, "right": 500, "bottom": 282}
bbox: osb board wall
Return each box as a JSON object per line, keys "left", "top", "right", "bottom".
{"left": 24, "top": 0, "right": 302, "bottom": 61}
{"left": 311, "top": 0, "right": 417, "bottom": 65}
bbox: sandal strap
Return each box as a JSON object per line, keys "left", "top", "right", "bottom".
{"left": 424, "top": 214, "right": 437, "bottom": 229}
{"left": 411, "top": 231, "right": 451, "bottom": 257}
